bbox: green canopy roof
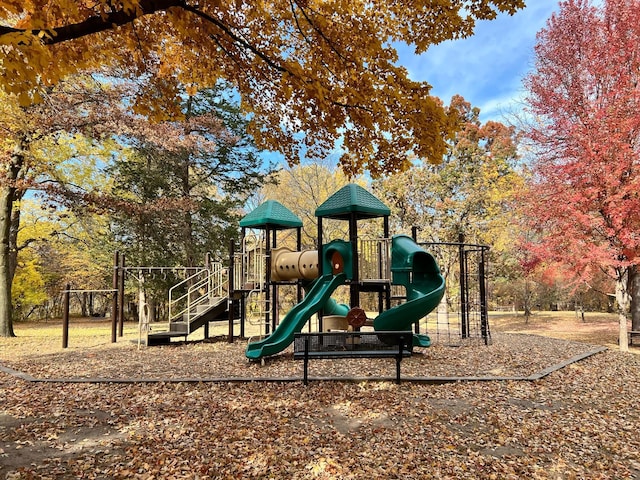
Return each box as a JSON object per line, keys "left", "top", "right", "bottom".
{"left": 240, "top": 200, "right": 303, "bottom": 229}
{"left": 315, "top": 184, "right": 390, "bottom": 220}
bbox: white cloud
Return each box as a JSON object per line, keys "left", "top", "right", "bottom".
{"left": 397, "top": 1, "right": 560, "bottom": 122}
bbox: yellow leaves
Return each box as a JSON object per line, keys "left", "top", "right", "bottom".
{"left": 131, "top": 75, "right": 186, "bottom": 122}
{"left": 12, "top": 252, "right": 47, "bottom": 309}
{"left": 12, "top": 86, "right": 42, "bottom": 107}
{"left": 120, "top": 0, "right": 144, "bottom": 16}
{"left": 306, "top": 456, "right": 342, "bottom": 477}
{"left": 36, "top": 29, "right": 51, "bottom": 40}
{"left": 0, "top": 30, "right": 54, "bottom": 106}
{"left": 95, "top": 0, "right": 143, "bottom": 17}
{"left": 184, "top": 83, "right": 198, "bottom": 96}
{"left": 0, "top": 31, "right": 35, "bottom": 47}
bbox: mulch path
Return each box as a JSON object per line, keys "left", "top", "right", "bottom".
{"left": 2, "top": 332, "right": 640, "bottom": 479}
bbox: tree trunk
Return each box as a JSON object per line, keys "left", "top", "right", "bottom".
{"left": 138, "top": 273, "right": 151, "bottom": 334}
{"left": 522, "top": 278, "right": 532, "bottom": 324}
{"left": 148, "top": 298, "right": 157, "bottom": 323}
{"left": 80, "top": 292, "right": 89, "bottom": 317}
{"left": 437, "top": 287, "right": 449, "bottom": 327}
{"left": 615, "top": 269, "right": 629, "bottom": 353}
{"left": 0, "top": 140, "right": 27, "bottom": 337}
{"left": 0, "top": 184, "right": 15, "bottom": 337}
{"left": 8, "top": 193, "right": 21, "bottom": 282}
{"left": 628, "top": 265, "right": 640, "bottom": 331}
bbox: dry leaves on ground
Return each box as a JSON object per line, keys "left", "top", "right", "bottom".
{"left": 1, "top": 333, "right": 595, "bottom": 381}
{"left": 1, "top": 318, "right": 640, "bottom": 479}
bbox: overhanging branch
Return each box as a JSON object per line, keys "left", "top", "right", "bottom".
{"left": 0, "top": 0, "right": 373, "bottom": 114}
{"left": 0, "top": 0, "right": 186, "bottom": 45}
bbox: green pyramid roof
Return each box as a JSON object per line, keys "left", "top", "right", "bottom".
{"left": 240, "top": 200, "right": 303, "bottom": 229}
{"left": 315, "top": 184, "right": 390, "bottom": 220}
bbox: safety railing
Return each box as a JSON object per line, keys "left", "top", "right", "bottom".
{"left": 168, "top": 262, "right": 227, "bottom": 333}
{"left": 358, "top": 238, "right": 391, "bottom": 281}
{"left": 233, "top": 233, "right": 268, "bottom": 291}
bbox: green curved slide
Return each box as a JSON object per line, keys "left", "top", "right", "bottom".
{"left": 373, "top": 235, "right": 445, "bottom": 347}
{"left": 245, "top": 273, "right": 347, "bottom": 360}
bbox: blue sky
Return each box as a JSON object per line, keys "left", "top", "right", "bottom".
{"left": 396, "top": 1, "right": 561, "bottom": 122}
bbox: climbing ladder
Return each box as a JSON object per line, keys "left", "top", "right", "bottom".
{"left": 233, "top": 233, "right": 272, "bottom": 340}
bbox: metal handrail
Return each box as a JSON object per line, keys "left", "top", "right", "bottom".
{"left": 233, "top": 251, "right": 267, "bottom": 290}
{"left": 168, "top": 263, "right": 227, "bottom": 333}
{"left": 168, "top": 269, "right": 208, "bottom": 322}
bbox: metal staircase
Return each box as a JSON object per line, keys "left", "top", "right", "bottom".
{"left": 146, "top": 263, "right": 230, "bottom": 345}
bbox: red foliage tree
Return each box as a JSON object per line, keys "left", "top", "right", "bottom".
{"left": 522, "top": 0, "right": 640, "bottom": 349}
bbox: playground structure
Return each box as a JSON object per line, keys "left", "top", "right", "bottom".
{"left": 84, "top": 184, "right": 489, "bottom": 351}
{"left": 244, "top": 184, "right": 446, "bottom": 359}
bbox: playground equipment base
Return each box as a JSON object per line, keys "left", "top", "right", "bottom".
{"left": 145, "top": 332, "right": 188, "bottom": 346}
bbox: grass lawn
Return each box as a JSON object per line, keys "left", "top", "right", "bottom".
{"left": 491, "top": 310, "right": 629, "bottom": 348}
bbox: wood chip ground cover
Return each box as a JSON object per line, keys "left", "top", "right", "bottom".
{"left": 0, "top": 333, "right": 594, "bottom": 381}
{"left": 1, "top": 315, "right": 640, "bottom": 479}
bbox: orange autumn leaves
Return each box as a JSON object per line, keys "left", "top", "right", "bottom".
{"left": 0, "top": 0, "right": 525, "bottom": 176}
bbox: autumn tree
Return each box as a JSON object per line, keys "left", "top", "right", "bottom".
{"left": 0, "top": 89, "right": 77, "bottom": 336}
{"left": 373, "top": 95, "right": 522, "bottom": 314}
{"left": 0, "top": 76, "right": 134, "bottom": 337}
{"left": 11, "top": 244, "right": 47, "bottom": 321}
{"left": 522, "top": 0, "right": 640, "bottom": 350}
{"left": 0, "top": 72, "right": 275, "bottom": 336}
{"left": 0, "top": 0, "right": 526, "bottom": 177}
{"left": 0, "top": 93, "right": 24, "bottom": 336}
{"left": 374, "top": 95, "right": 521, "bottom": 256}
{"left": 17, "top": 200, "right": 114, "bottom": 320}
{"left": 259, "top": 159, "right": 361, "bottom": 249}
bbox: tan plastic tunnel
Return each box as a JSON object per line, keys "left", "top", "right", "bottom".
{"left": 271, "top": 247, "right": 319, "bottom": 281}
